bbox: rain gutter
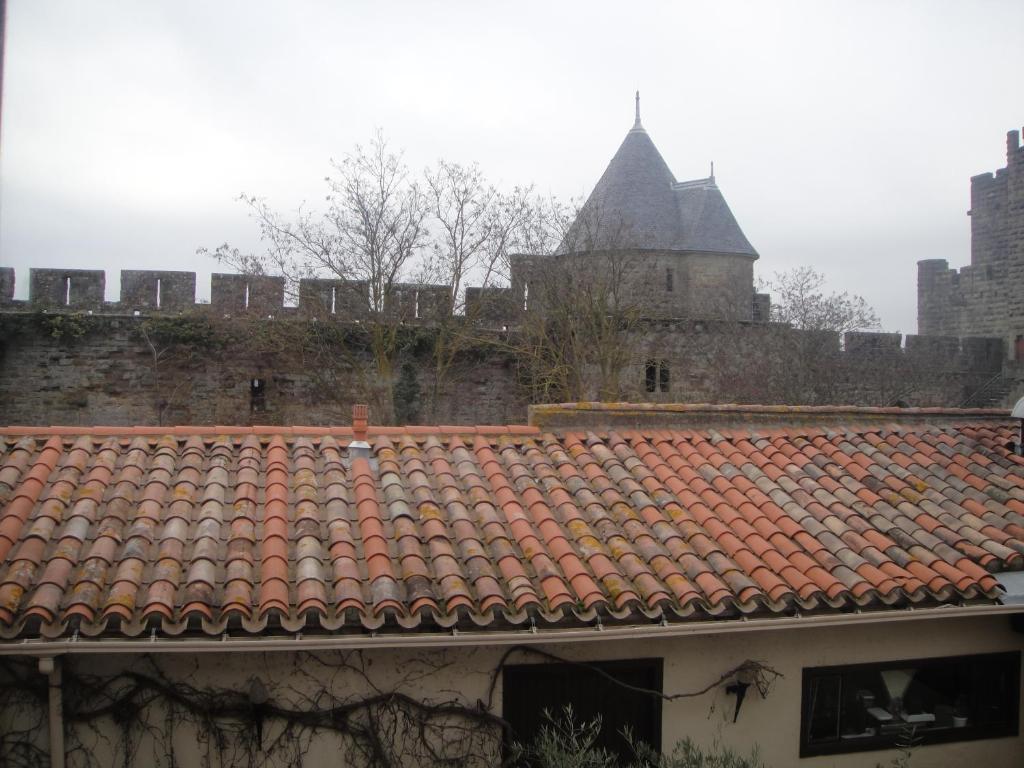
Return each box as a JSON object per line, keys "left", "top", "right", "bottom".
{"left": 2, "top": 602, "right": 1020, "bottom": 657}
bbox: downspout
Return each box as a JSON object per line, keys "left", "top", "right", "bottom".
{"left": 38, "top": 656, "right": 64, "bottom": 768}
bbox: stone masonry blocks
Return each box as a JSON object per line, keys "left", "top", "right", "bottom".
{"left": 465, "top": 287, "right": 517, "bottom": 323}
{"left": 246, "top": 276, "right": 286, "bottom": 315}
{"left": 510, "top": 249, "right": 755, "bottom": 322}
{"left": 210, "top": 274, "right": 248, "bottom": 312}
{"left": 844, "top": 331, "right": 902, "bottom": 355}
{"left": 919, "top": 126, "right": 1024, "bottom": 356}
{"left": 29, "top": 269, "right": 105, "bottom": 309}
{"left": 383, "top": 283, "right": 451, "bottom": 322}
{"left": 0, "top": 268, "right": 13, "bottom": 303}
{"left": 415, "top": 285, "right": 452, "bottom": 321}
{"left": 961, "top": 337, "right": 1005, "bottom": 370}
{"left": 298, "top": 278, "right": 341, "bottom": 316}
{"left": 0, "top": 314, "right": 1007, "bottom": 427}
{"left": 752, "top": 293, "right": 771, "bottom": 324}
{"left": 210, "top": 274, "right": 285, "bottom": 314}
{"left": 120, "top": 270, "right": 196, "bottom": 311}
{"left": 905, "top": 334, "right": 960, "bottom": 362}
{"left": 297, "top": 278, "right": 370, "bottom": 318}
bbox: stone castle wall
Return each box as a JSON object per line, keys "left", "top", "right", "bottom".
{"left": 509, "top": 250, "right": 761, "bottom": 322}
{"left": 0, "top": 313, "right": 524, "bottom": 427}
{"left": 0, "top": 271, "right": 1004, "bottom": 426}
{"left": 918, "top": 127, "right": 1024, "bottom": 353}
{"left": 2, "top": 246, "right": 767, "bottom": 326}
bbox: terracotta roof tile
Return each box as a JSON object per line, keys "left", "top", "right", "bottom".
{"left": 0, "top": 418, "right": 1020, "bottom": 637}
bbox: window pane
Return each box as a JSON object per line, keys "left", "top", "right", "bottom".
{"left": 801, "top": 652, "right": 1020, "bottom": 757}
{"left": 503, "top": 659, "right": 663, "bottom": 764}
{"left": 806, "top": 674, "right": 841, "bottom": 743}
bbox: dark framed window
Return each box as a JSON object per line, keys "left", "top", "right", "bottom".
{"left": 800, "top": 651, "right": 1020, "bottom": 758}
{"left": 666, "top": 267, "right": 674, "bottom": 292}
{"left": 503, "top": 658, "right": 662, "bottom": 763}
{"left": 644, "top": 361, "right": 670, "bottom": 393}
{"left": 645, "top": 361, "right": 657, "bottom": 392}
{"left": 658, "top": 360, "right": 670, "bottom": 392}
{"left": 250, "top": 378, "right": 266, "bottom": 413}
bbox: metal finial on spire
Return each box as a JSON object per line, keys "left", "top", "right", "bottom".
{"left": 710, "top": 161, "right": 715, "bottom": 181}
{"left": 634, "top": 90, "right": 642, "bottom": 128}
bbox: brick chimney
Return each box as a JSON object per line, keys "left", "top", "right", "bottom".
{"left": 352, "top": 403, "right": 368, "bottom": 442}
{"left": 349, "top": 404, "right": 371, "bottom": 458}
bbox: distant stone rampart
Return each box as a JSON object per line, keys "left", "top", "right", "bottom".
{"left": 0, "top": 263, "right": 774, "bottom": 326}
{"left": 0, "top": 266, "right": 1004, "bottom": 368}
{"left": 918, "top": 127, "right": 1024, "bottom": 353}
{"left": 0, "top": 292, "right": 1007, "bottom": 427}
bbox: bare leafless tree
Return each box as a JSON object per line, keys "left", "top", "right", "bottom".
{"left": 511, "top": 203, "right": 644, "bottom": 403}
{"left": 416, "top": 162, "right": 542, "bottom": 419}
{"left": 203, "top": 132, "right": 430, "bottom": 423}
{"left": 762, "top": 266, "right": 880, "bottom": 334}
{"left": 422, "top": 161, "right": 531, "bottom": 306}
{"left": 202, "top": 135, "right": 566, "bottom": 424}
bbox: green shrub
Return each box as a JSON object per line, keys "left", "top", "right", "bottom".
{"left": 514, "top": 710, "right": 913, "bottom": 768}
{"left": 626, "top": 736, "right": 766, "bottom": 768}
{"left": 509, "top": 706, "right": 617, "bottom": 768}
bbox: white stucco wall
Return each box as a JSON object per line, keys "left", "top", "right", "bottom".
{"left": 540, "top": 613, "right": 1023, "bottom": 768}
{"left": 2, "top": 612, "right": 1021, "bottom": 767}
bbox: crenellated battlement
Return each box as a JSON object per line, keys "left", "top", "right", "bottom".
{"left": 0, "top": 259, "right": 774, "bottom": 327}
{"left": 0, "top": 267, "right": 1003, "bottom": 374}
{"left": 0, "top": 267, "right": 459, "bottom": 321}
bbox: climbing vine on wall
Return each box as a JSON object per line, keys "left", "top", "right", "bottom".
{"left": 1, "top": 312, "right": 103, "bottom": 342}
{"left": 0, "top": 651, "right": 506, "bottom": 768}
{"left": 0, "top": 648, "right": 780, "bottom": 768}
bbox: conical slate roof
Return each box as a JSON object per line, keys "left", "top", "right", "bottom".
{"left": 560, "top": 125, "right": 681, "bottom": 252}
{"left": 673, "top": 178, "right": 757, "bottom": 255}
{"left": 559, "top": 101, "right": 757, "bottom": 258}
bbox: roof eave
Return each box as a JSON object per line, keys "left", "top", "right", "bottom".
{"left": 1, "top": 601, "right": 1015, "bottom": 655}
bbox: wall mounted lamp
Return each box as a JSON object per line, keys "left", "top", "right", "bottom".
{"left": 725, "top": 667, "right": 755, "bottom": 723}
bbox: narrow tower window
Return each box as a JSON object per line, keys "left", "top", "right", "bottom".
{"left": 250, "top": 378, "right": 266, "bottom": 413}
{"left": 666, "top": 268, "right": 674, "bottom": 292}
{"left": 645, "top": 361, "right": 657, "bottom": 393}
{"left": 645, "top": 361, "right": 670, "bottom": 393}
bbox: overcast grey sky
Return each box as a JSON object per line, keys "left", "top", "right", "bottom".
{"left": 1, "top": 0, "right": 1021, "bottom": 333}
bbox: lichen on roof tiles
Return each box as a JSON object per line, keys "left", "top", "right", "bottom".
{"left": 0, "top": 418, "right": 1022, "bottom": 639}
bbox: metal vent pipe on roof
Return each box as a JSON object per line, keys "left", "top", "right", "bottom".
{"left": 1011, "top": 396, "right": 1024, "bottom": 455}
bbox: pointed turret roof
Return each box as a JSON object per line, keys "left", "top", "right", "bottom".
{"left": 672, "top": 177, "right": 757, "bottom": 255}
{"left": 559, "top": 96, "right": 757, "bottom": 258}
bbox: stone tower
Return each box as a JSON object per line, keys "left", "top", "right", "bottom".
{"left": 512, "top": 95, "right": 764, "bottom": 321}
{"left": 918, "top": 127, "right": 1024, "bottom": 357}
